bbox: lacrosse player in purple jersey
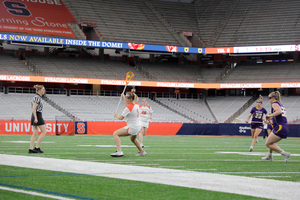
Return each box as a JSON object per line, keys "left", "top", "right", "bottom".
{"left": 245, "top": 95, "right": 267, "bottom": 152}
{"left": 262, "top": 91, "right": 290, "bottom": 162}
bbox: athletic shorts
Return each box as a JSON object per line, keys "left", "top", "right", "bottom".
{"left": 140, "top": 119, "right": 150, "bottom": 128}
{"left": 250, "top": 123, "right": 263, "bottom": 130}
{"left": 267, "top": 124, "right": 273, "bottom": 130}
{"left": 124, "top": 125, "right": 141, "bottom": 136}
{"left": 31, "top": 112, "right": 45, "bottom": 126}
{"left": 273, "top": 124, "right": 288, "bottom": 139}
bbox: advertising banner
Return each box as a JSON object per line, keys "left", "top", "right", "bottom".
{"left": 1, "top": 121, "right": 299, "bottom": 137}
{"left": 0, "top": 0, "right": 75, "bottom": 37}
{"left": 234, "top": 45, "right": 299, "bottom": 53}
{"left": 1, "top": 74, "right": 300, "bottom": 89}
{"left": 0, "top": 120, "right": 74, "bottom": 135}
{"left": 0, "top": 33, "right": 205, "bottom": 54}
{"left": 205, "top": 47, "right": 234, "bottom": 54}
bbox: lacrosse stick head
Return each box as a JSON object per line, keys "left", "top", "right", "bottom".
{"left": 125, "top": 71, "right": 134, "bottom": 85}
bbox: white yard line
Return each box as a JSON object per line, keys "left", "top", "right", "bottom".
{"left": 215, "top": 151, "right": 300, "bottom": 156}
{"left": 0, "top": 154, "right": 299, "bottom": 200}
{"left": 0, "top": 186, "right": 75, "bottom": 200}
{"left": 255, "top": 176, "right": 291, "bottom": 178}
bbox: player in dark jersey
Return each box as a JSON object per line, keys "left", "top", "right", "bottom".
{"left": 245, "top": 95, "right": 267, "bottom": 152}
{"left": 29, "top": 85, "right": 47, "bottom": 153}
{"left": 262, "top": 91, "right": 290, "bottom": 162}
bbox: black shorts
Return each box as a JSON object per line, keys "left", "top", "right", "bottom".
{"left": 31, "top": 112, "right": 45, "bottom": 126}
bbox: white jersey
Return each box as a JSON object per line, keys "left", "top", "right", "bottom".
{"left": 122, "top": 103, "right": 141, "bottom": 127}
{"left": 139, "top": 105, "right": 153, "bottom": 121}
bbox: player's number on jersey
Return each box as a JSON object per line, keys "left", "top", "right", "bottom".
{"left": 255, "top": 113, "right": 263, "bottom": 119}
{"left": 141, "top": 110, "right": 147, "bottom": 115}
{"left": 281, "top": 107, "right": 287, "bottom": 118}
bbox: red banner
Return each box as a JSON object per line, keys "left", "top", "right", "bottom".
{"left": 0, "top": 0, "right": 75, "bottom": 37}
{"left": 0, "top": 120, "right": 182, "bottom": 135}
{"left": 0, "top": 120, "right": 74, "bottom": 135}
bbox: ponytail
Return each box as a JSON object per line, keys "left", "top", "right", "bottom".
{"left": 269, "top": 91, "right": 281, "bottom": 102}
{"left": 257, "top": 95, "right": 263, "bottom": 103}
{"left": 126, "top": 91, "right": 138, "bottom": 101}
{"left": 274, "top": 91, "right": 281, "bottom": 101}
{"left": 33, "top": 84, "right": 44, "bottom": 93}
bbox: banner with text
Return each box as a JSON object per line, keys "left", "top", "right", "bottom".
{"left": 2, "top": 121, "right": 299, "bottom": 137}
{"left": 1, "top": 74, "right": 300, "bottom": 89}
{"left": 0, "top": 33, "right": 205, "bottom": 54}
{"left": 0, "top": 120, "right": 74, "bottom": 135}
{"left": 0, "top": 0, "right": 75, "bottom": 37}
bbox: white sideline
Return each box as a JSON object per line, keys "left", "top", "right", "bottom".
{"left": 0, "top": 186, "right": 75, "bottom": 200}
{"left": 1, "top": 154, "right": 299, "bottom": 200}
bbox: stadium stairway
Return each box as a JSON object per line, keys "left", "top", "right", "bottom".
{"left": 225, "top": 95, "right": 257, "bottom": 123}
{"left": 155, "top": 98, "right": 196, "bottom": 123}
{"left": 43, "top": 96, "right": 76, "bottom": 120}
{"left": 203, "top": 97, "right": 218, "bottom": 123}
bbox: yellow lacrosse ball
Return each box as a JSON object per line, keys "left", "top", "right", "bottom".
{"left": 127, "top": 75, "right": 131, "bottom": 79}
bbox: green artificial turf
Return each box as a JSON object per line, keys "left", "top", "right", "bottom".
{"left": 0, "top": 135, "right": 299, "bottom": 200}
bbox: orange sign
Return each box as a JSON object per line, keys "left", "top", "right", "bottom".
{"left": 0, "top": 0, "right": 75, "bottom": 37}
{"left": 1, "top": 74, "right": 300, "bottom": 89}
{"left": 205, "top": 47, "right": 234, "bottom": 54}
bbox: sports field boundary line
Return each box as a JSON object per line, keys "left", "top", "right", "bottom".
{"left": 1, "top": 154, "right": 299, "bottom": 200}
{"left": 0, "top": 183, "right": 96, "bottom": 200}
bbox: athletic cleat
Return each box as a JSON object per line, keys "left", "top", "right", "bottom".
{"left": 111, "top": 151, "right": 124, "bottom": 157}
{"left": 136, "top": 151, "right": 147, "bottom": 156}
{"left": 282, "top": 152, "right": 290, "bottom": 163}
{"left": 262, "top": 155, "right": 273, "bottom": 161}
{"left": 28, "top": 149, "right": 38, "bottom": 153}
{"left": 249, "top": 147, "right": 253, "bottom": 152}
{"left": 34, "top": 147, "right": 44, "bottom": 153}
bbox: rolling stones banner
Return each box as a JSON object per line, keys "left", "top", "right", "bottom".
{"left": 0, "top": 0, "right": 75, "bottom": 37}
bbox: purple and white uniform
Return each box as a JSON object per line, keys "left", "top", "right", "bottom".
{"left": 250, "top": 107, "right": 267, "bottom": 129}
{"left": 271, "top": 101, "right": 288, "bottom": 138}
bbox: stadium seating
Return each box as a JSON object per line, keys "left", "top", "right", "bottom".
{"left": 46, "top": 95, "right": 191, "bottom": 122}
{"left": 139, "top": 61, "right": 224, "bottom": 82}
{"left": 0, "top": 54, "right": 33, "bottom": 76}
{"left": 206, "top": 96, "right": 252, "bottom": 122}
{"left": 28, "top": 56, "right": 147, "bottom": 80}
{"left": 216, "top": 0, "right": 300, "bottom": 46}
{"left": 0, "top": 93, "right": 66, "bottom": 121}
{"left": 63, "top": 0, "right": 180, "bottom": 45}
{"left": 157, "top": 98, "right": 215, "bottom": 123}
{"left": 222, "top": 63, "right": 300, "bottom": 83}
{"left": 0, "top": 92, "right": 298, "bottom": 123}
{"left": 1, "top": 52, "right": 299, "bottom": 84}
{"left": 26, "top": 55, "right": 227, "bottom": 82}
{"left": 62, "top": 0, "right": 300, "bottom": 47}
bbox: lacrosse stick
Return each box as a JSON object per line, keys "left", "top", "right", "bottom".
{"left": 114, "top": 71, "right": 135, "bottom": 114}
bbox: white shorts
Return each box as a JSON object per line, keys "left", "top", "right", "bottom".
{"left": 124, "top": 125, "right": 141, "bottom": 135}
{"left": 140, "top": 120, "right": 150, "bottom": 128}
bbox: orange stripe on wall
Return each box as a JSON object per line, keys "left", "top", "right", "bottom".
{"left": 87, "top": 122, "right": 183, "bottom": 135}
{"left": 87, "top": 122, "right": 126, "bottom": 135}
{"left": 146, "top": 123, "right": 183, "bottom": 135}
